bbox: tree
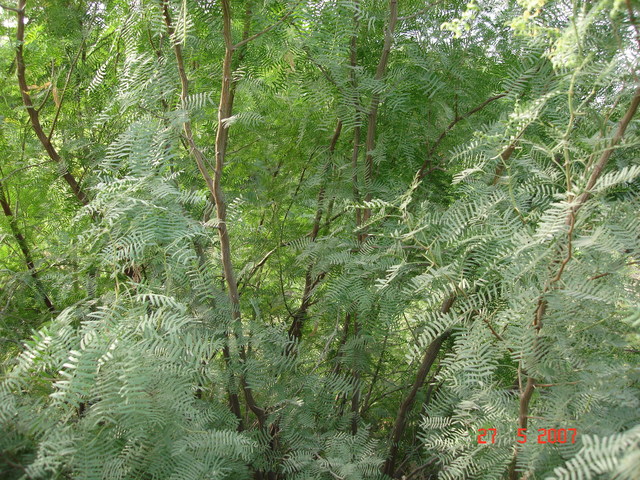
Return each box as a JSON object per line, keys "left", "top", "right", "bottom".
{"left": 0, "top": 0, "right": 639, "bottom": 479}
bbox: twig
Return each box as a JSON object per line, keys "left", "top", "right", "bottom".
{"left": 48, "top": 39, "right": 86, "bottom": 141}
{"left": 482, "top": 317, "right": 514, "bottom": 354}
{"left": 535, "top": 382, "right": 579, "bottom": 388}
{"left": 418, "top": 93, "right": 506, "bottom": 181}
{"left": 233, "top": 0, "right": 303, "bottom": 50}
{"left": 227, "top": 139, "right": 259, "bottom": 157}
{"left": 0, "top": 160, "right": 55, "bottom": 182}
{"left": 405, "top": 457, "right": 438, "bottom": 480}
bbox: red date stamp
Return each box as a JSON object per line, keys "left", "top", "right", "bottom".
{"left": 477, "top": 428, "right": 577, "bottom": 444}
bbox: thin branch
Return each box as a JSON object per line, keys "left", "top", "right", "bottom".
{"left": 0, "top": 178, "right": 55, "bottom": 312}
{"left": 491, "top": 131, "right": 525, "bottom": 186}
{"left": 569, "top": 86, "right": 640, "bottom": 219}
{"left": 13, "top": 0, "right": 89, "bottom": 205}
{"left": 303, "top": 49, "right": 353, "bottom": 102}
{"left": 286, "top": 121, "right": 342, "bottom": 344}
{"left": 399, "top": 6, "right": 430, "bottom": 21}
{"left": 160, "top": 0, "right": 245, "bottom": 427}
{"left": 48, "top": 39, "right": 86, "bottom": 141}
{"left": 433, "top": 95, "right": 505, "bottom": 168}
{"left": 226, "top": 139, "right": 259, "bottom": 157}
{"left": 0, "top": 3, "right": 21, "bottom": 13}
{"left": 313, "top": 455, "right": 345, "bottom": 480}
{"left": 0, "top": 160, "right": 56, "bottom": 183}
{"left": 588, "top": 261, "right": 639, "bottom": 280}
{"left": 509, "top": 85, "right": 640, "bottom": 480}
{"left": 383, "top": 295, "right": 454, "bottom": 477}
{"left": 238, "top": 242, "right": 292, "bottom": 294}
{"left": 482, "top": 317, "right": 514, "bottom": 354}
{"left": 233, "top": 0, "right": 303, "bottom": 50}
{"left": 535, "top": 381, "right": 580, "bottom": 388}
{"left": 418, "top": 93, "right": 506, "bottom": 181}
{"left": 35, "top": 61, "right": 54, "bottom": 113}
{"left": 404, "top": 457, "right": 438, "bottom": 480}
{"left": 362, "top": 0, "right": 398, "bottom": 224}
{"left": 360, "top": 331, "right": 389, "bottom": 414}
{"left": 350, "top": 1, "right": 363, "bottom": 234}
{"left": 397, "top": 0, "right": 450, "bottom": 21}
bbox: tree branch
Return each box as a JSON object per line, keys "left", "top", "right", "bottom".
{"left": 570, "top": 86, "right": 640, "bottom": 217}
{"left": 160, "top": 0, "right": 246, "bottom": 427}
{"left": 362, "top": 0, "right": 398, "bottom": 224}
{"left": 285, "top": 122, "right": 343, "bottom": 343}
{"left": 0, "top": 2, "right": 21, "bottom": 13}
{"left": 418, "top": 93, "right": 506, "bottom": 181}
{"left": 48, "top": 39, "right": 85, "bottom": 141}
{"left": 0, "top": 178, "right": 55, "bottom": 312}
{"left": 509, "top": 84, "right": 640, "bottom": 480}
{"left": 233, "top": 0, "right": 303, "bottom": 50}
{"left": 13, "top": 0, "right": 89, "bottom": 205}
{"left": 383, "top": 295, "right": 454, "bottom": 477}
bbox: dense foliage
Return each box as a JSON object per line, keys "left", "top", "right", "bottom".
{"left": 1, "top": 0, "right": 639, "bottom": 479}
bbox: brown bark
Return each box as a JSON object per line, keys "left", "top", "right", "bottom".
{"left": 164, "top": 0, "right": 300, "bottom": 446}
{"left": 570, "top": 86, "right": 640, "bottom": 214}
{"left": 215, "top": 0, "right": 241, "bottom": 321}
{"left": 218, "top": 0, "right": 268, "bottom": 429}
{"left": 490, "top": 142, "right": 518, "bottom": 186}
{"left": 382, "top": 134, "right": 523, "bottom": 477}
{"left": 0, "top": 180, "right": 55, "bottom": 312}
{"left": 160, "top": 0, "right": 244, "bottom": 426}
{"left": 382, "top": 296, "right": 454, "bottom": 477}
{"left": 14, "top": 0, "right": 89, "bottom": 206}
